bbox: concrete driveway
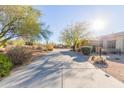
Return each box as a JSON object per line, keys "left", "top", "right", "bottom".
{"left": 0, "top": 49, "right": 124, "bottom": 88}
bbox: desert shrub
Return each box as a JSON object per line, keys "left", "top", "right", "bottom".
{"left": 91, "top": 56, "right": 107, "bottom": 64}
{"left": 25, "top": 41, "right": 33, "bottom": 46}
{"left": 6, "top": 46, "right": 32, "bottom": 66}
{"left": 76, "top": 48, "right": 81, "bottom": 52}
{"left": 46, "top": 44, "right": 54, "bottom": 51}
{"left": 36, "top": 46, "right": 43, "bottom": 50}
{"left": 81, "top": 46, "right": 92, "bottom": 55}
{"left": 12, "top": 39, "right": 25, "bottom": 46}
{"left": 32, "top": 45, "right": 46, "bottom": 51}
{"left": 0, "top": 53, "right": 12, "bottom": 78}
{"left": 92, "top": 46, "right": 96, "bottom": 53}
{"left": 79, "top": 40, "right": 89, "bottom": 47}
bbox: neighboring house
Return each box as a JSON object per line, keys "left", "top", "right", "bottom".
{"left": 97, "top": 31, "right": 124, "bottom": 52}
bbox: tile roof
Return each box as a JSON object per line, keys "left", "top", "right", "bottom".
{"left": 99, "top": 31, "right": 124, "bottom": 39}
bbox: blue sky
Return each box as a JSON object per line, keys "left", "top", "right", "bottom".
{"left": 34, "top": 5, "right": 124, "bottom": 43}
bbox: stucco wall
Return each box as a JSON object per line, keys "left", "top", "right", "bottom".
{"left": 116, "top": 37, "right": 124, "bottom": 51}
{"left": 103, "top": 40, "right": 108, "bottom": 49}
{"left": 102, "top": 36, "right": 124, "bottom": 52}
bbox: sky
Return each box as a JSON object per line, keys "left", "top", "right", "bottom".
{"left": 34, "top": 5, "right": 124, "bottom": 43}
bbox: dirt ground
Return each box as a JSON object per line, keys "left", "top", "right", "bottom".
{"left": 89, "top": 54, "right": 124, "bottom": 83}
{"left": 102, "top": 60, "right": 124, "bottom": 83}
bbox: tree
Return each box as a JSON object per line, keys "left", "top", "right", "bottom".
{"left": 36, "top": 23, "right": 53, "bottom": 44}
{"left": 0, "top": 6, "right": 41, "bottom": 46}
{"left": 60, "top": 22, "right": 91, "bottom": 51}
{"left": 77, "top": 39, "right": 89, "bottom": 48}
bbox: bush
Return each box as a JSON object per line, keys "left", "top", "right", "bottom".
{"left": 36, "top": 45, "right": 44, "bottom": 51}
{"left": 6, "top": 46, "right": 32, "bottom": 66}
{"left": 92, "top": 46, "right": 96, "bottom": 53}
{"left": 46, "top": 44, "right": 54, "bottom": 51}
{"left": 81, "top": 46, "right": 92, "bottom": 55}
{"left": 76, "top": 48, "right": 81, "bottom": 52}
{"left": 25, "top": 42, "right": 33, "bottom": 46}
{"left": 0, "top": 53, "right": 12, "bottom": 78}
{"left": 12, "top": 39, "right": 25, "bottom": 46}
{"left": 91, "top": 56, "right": 107, "bottom": 65}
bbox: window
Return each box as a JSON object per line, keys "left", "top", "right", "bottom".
{"left": 107, "top": 40, "right": 116, "bottom": 49}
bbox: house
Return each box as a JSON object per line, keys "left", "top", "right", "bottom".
{"left": 97, "top": 31, "right": 124, "bottom": 52}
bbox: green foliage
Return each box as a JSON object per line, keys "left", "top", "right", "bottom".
{"left": 79, "top": 40, "right": 89, "bottom": 46}
{"left": 76, "top": 39, "right": 89, "bottom": 48}
{"left": 46, "top": 43, "right": 54, "bottom": 51}
{"left": 25, "top": 41, "right": 33, "bottom": 46}
{"left": 92, "top": 45, "right": 96, "bottom": 53}
{"left": 0, "top": 53, "right": 12, "bottom": 78}
{"left": 81, "top": 46, "right": 92, "bottom": 55}
{"left": 6, "top": 46, "right": 32, "bottom": 66}
{"left": 12, "top": 38, "right": 25, "bottom": 46}
{"left": 60, "top": 22, "right": 90, "bottom": 50}
{"left": 0, "top": 6, "right": 53, "bottom": 46}
{"left": 0, "top": 46, "right": 4, "bottom": 48}
{"left": 0, "top": 6, "right": 41, "bottom": 46}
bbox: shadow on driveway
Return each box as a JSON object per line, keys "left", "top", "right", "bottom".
{"left": 0, "top": 51, "right": 72, "bottom": 88}
{"left": 0, "top": 50, "right": 90, "bottom": 88}
{"left": 60, "top": 50, "right": 89, "bottom": 63}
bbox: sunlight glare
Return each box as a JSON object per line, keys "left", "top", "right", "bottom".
{"left": 91, "top": 18, "right": 107, "bottom": 31}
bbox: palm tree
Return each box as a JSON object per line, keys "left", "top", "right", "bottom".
{"left": 24, "top": 23, "right": 53, "bottom": 45}
{"left": 37, "top": 23, "right": 53, "bottom": 44}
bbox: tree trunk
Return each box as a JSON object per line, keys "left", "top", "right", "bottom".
{"left": 72, "top": 44, "right": 76, "bottom": 51}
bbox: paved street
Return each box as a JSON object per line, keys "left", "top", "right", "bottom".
{"left": 0, "top": 49, "right": 124, "bottom": 88}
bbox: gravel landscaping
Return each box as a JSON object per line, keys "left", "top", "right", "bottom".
{"left": 90, "top": 54, "right": 124, "bottom": 83}
{"left": 103, "top": 58, "right": 124, "bottom": 83}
